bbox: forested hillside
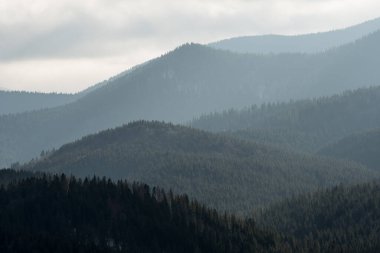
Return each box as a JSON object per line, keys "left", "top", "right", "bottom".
{"left": 256, "top": 181, "right": 380, "bottom": 252}
{"left": 2, "top": 31, "right": 380, "bottom": 167}
{"left": 23, "top": 121, "right": 377, "bottom": 215}
{"left": 318, "top": 129, "right": 380, "bottom": 170}
{"left": 210, "top": 17, "right": 380, "bottom": 54}
{"left": 0, "top": 174, "right": 288, "bottom": 253}
{"left": 192, "top": 86, "right": 380, "bottom": 153}
{"left": 3, "top": 2, "right": 380, "bottom": 252}
{"left": 3, "top": 171, "right": 379, "bottom": 252}
{"left": 0, "top": 169, "right": 39, "bottom": 186}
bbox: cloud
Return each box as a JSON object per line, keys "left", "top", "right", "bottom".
{"left": 0, "top": 0, "right": 379, "bottom": 92}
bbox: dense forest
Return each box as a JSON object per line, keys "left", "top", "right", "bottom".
{"left": 192, "top": 86, "right": 380, "bottom": 153}
{"left": 0, "top": 169, "right": 39, "bottom": 186}
{"left": 0, "top": 174, "right": 291, "bottom": 253}
{"left": 256, "top": 181, "right": 380, "bottom": 252}
{"left": 2, "top": 171, "right": 380, "bottom": 252}
{"left": 2, "top": 30, "right": 380, "bottom": 168}
{"left": 318, "top": 128, "right": 380, "bottom": 170}
{"left": 22, "top": 121, "right": 377, "bottom": 215}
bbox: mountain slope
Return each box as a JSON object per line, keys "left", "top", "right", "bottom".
{"left": 2, "top": 31, "right": 380, "bottom": 167}
{"left": 192, "top": 86, "right": 380, "bottom": 153}
{"left": 256, "top": 181, "right": 380, "bottom": 252}
{"left": 23, "top": 121, "right": 377, "bottom": 215}
{"left": 0, "top": 91, "right": 77, "bottom": 115}
{"left": 318, "top": 129, "right": 380, "bottom": 170}
{"left": 0, "top": 173, "right": 287, "bottom": 253}
{"left": 0, "top": 75, "right": 113, "bottom": 116}
{"left": 210, "top": 17, "right": 380, "bottom": 54}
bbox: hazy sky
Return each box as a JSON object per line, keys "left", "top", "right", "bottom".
{"left": 0, "top": 0, "right": 379, "bottom": 93}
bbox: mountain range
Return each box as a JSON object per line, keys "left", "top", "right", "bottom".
{"left": 4, "top": 17, "right": 380, "bottom": 116}
{"left": 2, "top": 16, "right": 380, "bottom": 252}
{"left": 1, "top": 29, "right": 380, "bottom": 167}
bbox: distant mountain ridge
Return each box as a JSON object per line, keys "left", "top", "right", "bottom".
{"left": 3, "top": 17, "right": 380, "bottom": 115}
{"left": 0, "top": 60, "right": 149, "bottom": 116}
{"left": 0, "top": 83, "right": 110, "bottom": 116}
{"left": 0, "top": 91, "right": 77, "bottom": 115}
{"left": 209, "top": 17, "right": 380, "bottom": 54}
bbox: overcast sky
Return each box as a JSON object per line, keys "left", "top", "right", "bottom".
{"left": 0, "top": 0, "right": 379, "bottom": 93}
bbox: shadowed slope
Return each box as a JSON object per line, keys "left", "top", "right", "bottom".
{"left": 24, "top": 121, "right": 378, "bottom": 215}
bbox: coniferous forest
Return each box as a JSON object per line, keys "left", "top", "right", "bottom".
{"left": 21, "top": 121, "right": 377, "bottom": 214}
{"left": 0, "top": 174, "right": 284, "bottom": 253}
{"left": 2, "top": 9, "right": 380, "bottom": 253}
{"left": 3, "top": 171, "right": 380, "bottom": 252}
{"left": 256, "top": 181, "right": 380, "bottom": 252}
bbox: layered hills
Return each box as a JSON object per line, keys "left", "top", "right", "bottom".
{"left": 4, "top": 17, "right": 380, "bottom": 117}
{"left": 193, "top": 86, "right": 380, "bottom": 153}
{"left": 23, "top": 121, "right": 377, "bottom": 214}
{"left": 2, "top": 31, "right": 380, "bottom": 167}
